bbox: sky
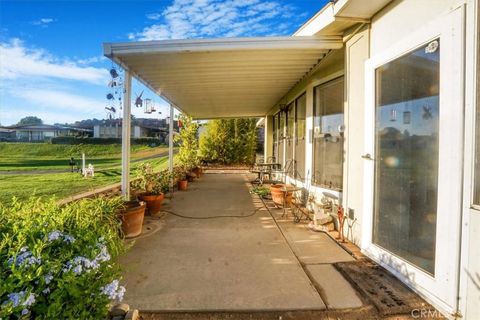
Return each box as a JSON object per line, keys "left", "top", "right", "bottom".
{"left": 0, "top": 0, "right": 329, "bottom": 126}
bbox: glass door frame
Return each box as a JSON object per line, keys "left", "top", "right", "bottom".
{"left": 362, "top": 7, "right": 464, "bottom": 315}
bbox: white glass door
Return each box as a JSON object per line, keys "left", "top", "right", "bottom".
{"left": 363, "top": 7, "right": 464, "bottom": 314}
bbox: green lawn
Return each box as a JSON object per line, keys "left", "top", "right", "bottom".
{"left": 0, "top": 142, "right": 168, "bottom": 171}
{"left": 0, "top": 142, "right": 176, "bottom": 204}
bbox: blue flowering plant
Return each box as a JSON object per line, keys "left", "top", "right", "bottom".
{"left": 0, "top": 196, "right": 128, "bottom": 319}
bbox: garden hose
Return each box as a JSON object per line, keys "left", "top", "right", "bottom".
{"left": 161, "top": 206, "right": 263, "bottom": 220}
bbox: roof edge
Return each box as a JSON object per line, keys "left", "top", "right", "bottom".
{"left": 103, "top": 36, "right": 343, "bottom": 56}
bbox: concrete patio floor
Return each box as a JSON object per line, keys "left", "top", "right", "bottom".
{"left": 120, "top": 173, "right": 362, "bottom": 312}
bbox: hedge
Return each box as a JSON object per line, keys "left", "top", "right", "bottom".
{"left": 50, "top": 137, "right": 164, "bottom": 146}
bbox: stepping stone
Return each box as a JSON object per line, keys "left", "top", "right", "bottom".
{"left": 306, "top": 264, "right": 363, "bottom": 309}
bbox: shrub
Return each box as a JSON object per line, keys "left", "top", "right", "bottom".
{"left": 51, "top": 137, "right": 164, "bottom": 146}
{"left": 131, "top": 163, "right": 172, "bottom": 195}
{"left": 199, "top": 118, "right": 257, "bottom": 165}
{"left": 174, "top": 114, "right": 199, "bottom": 170}
{"left": 0, "top": 197, "right": 127, "bottom": 319}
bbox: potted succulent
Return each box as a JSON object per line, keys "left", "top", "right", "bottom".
{"left": 132, "top": 163, "right": 166, "bottom": 217}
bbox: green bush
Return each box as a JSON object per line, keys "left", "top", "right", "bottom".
{"left": 174, "top": 114, "right": 199, "bottom": 170}
{"left": 199, "top": 119, "right": 257, "bottom": 165}
{"left": 0, "top": 197, "right": 127, "bottom": 319}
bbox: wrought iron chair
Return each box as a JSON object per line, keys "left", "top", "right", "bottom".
{"left": 271, "top": 159, "right": 295, "bottom": 184}
{"left": 250, "top": 157, "right": 267, "bottom": 185}
{"left": 290, "top": 170, "right": 314, "bottom": 223}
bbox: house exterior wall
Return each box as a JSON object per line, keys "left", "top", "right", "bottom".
{"left": 266, "top": 48, "right": 345, "bottom": 213}
{"left": 263, "top": 0, "right": 479, "bottom": 317}
{"left": 368, "top": 0, "right": 479, "bottom": 318}
{"left": 15, "top": 130, "right": 56, "bottom": 141}
{"left": 460, "top": 0, "right": 480, "bottom": 319}
{"left": 133, "top": 126, "right": 141, "bottom": 138}
{"left": 370, "top": 0, "right": 457, "bottom": 56}
{"left": 342, "top": 24, "right": 369, "bottom": 245}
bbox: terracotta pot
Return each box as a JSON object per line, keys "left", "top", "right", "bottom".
{"left": 177, "top": 179, "right": 188, "bottom": 190}
{"left": 119, "top": 200, "right": 146, "bottom": 238}
{"left": 270, "top": 184, "right": 292, "bottom": 206}
{"left": 138, "top": 192, "right": 164, "bottom": 217}
{"left": 193, "top": 167, "right": 201, "bottom": 177}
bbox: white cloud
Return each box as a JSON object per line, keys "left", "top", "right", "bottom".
{"left": 32, "top": 18, "right": 55, "bottom": 27}
{"left": 0, "top": 39, "right": 108, "bottom": 84}
{"left": 0, "top": 39, "right": 112, "bottom": 125}
{"left": 13, "top": 89, "right": 105, "bottom": 114}
{"left": 146, "top": 13, "right": 162, "bottom": 20}
{"left": 131, "top": 0, "right": 300, "bottom": 41}
{"left": 77, "top": 56, "right": 107, "bottom": 65}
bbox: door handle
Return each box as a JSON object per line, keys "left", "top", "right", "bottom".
{"left": 362, "top": 153, "right": 375, "bottom": 160}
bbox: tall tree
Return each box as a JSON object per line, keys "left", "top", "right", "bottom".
{"left": 200, "top": 118, "right": 257, "bottom": 165}
{"left": 17, "top": 116, "right": 43, "bottom": 126}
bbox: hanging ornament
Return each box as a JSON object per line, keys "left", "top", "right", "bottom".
{"left": 135, "top": 91, "right": 144, "bottom": 108}
{"left": 422, "top": 106, "right": 433, "bottom": 120}
{"left": 109, "top": 68, "right": 119, "bottom": 79}
{"left": 105, "top": 64, "right": 123, "bottom": 120}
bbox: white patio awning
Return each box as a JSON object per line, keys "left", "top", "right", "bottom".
{"left": 103, "top": 36, "right": 342, "bottom": 119}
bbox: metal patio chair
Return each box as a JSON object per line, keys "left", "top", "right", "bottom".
{"left": 290, "top": 170, "right": 314, "bottom": 223}
{"left": 271, "top": 159, "right": 295, "bottom": 184}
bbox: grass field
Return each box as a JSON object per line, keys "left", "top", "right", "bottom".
{"left": 0, "top": 142, "right": 168, "bottom": 171}
{"left": 0, "top": 142, "right": 174, "bottom": 204}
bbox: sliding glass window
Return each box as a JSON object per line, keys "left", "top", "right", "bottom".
{"left": 313, "top": 77, "right": 345, "bottom": 190}
{"left": 278, "top": 111, "right": 285, "bottom": 166}
{"left": 295, "top": 94, "right": 306, "bottom": 179}
{"left": 286, "top": 103, "right": 295, "bottom": 176}
{"left": 272, "top": 114, "right": 278, "bottom": 162}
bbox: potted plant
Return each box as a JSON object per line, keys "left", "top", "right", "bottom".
{"left": 174, "top": 113, "right": 200, "bottom": 182}
{"left": 132, "top": 163, "right": 166, "bottom": 217}
{"left": 118, "top": 199, "right": 146, "bottom": 238}
{"left": 175, "top": 166, "right": 188, "bottom": 191}
{"left": 270, "top": 184, "right": 293, "bottom": 206}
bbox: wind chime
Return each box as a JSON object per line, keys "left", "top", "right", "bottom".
{"left": 105, "top": 66, "right": 123, "bottom": 120}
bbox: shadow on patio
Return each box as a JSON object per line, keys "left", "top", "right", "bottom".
{"left": 120, "top": 171, "right": 439, "bottom": 319}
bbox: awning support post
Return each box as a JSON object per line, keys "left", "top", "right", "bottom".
{"left": 121, "top": 70, "right": 132, "bottom": 200}
{"left": 168, "top": 104, "right": 174, "bottom": 175}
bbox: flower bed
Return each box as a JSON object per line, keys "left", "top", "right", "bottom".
{"left": 0, "top": 196, "right": 127, "bottom": 319}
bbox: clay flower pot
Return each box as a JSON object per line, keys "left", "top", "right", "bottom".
{"left": 138, "top": 192, "right": 164, "bottom": 217}
{"left": 270, "top": 184, "right": 292, "bottom": 206}
{"left": 119, "top": 200, "right": 146, "bottom": 238}
{"left": 193, "top": 167, "right": 201, "bottom": 177}
{"left": 177, "top": 179, "right": 188, "bottom": 191}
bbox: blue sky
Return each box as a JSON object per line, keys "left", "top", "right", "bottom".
{"left": 0, "top": 0, "right": 329, "bottom": 126}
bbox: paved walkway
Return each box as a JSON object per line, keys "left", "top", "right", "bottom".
{"left": 120, "top": 173, "right": 361, "bottom": 312}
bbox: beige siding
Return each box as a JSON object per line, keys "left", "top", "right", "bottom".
{"left": 343, "top": 25, "right": 370, "bottom": 245}
{"left": 371, "top": 0, "right": 457, "bottom": 56}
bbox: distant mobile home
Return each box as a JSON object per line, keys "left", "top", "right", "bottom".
{"left": 104, "top": 0, "right": 480, "bottom": 318}
{"left": 4, "top": 124, "right": 92, "bottom": 141}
